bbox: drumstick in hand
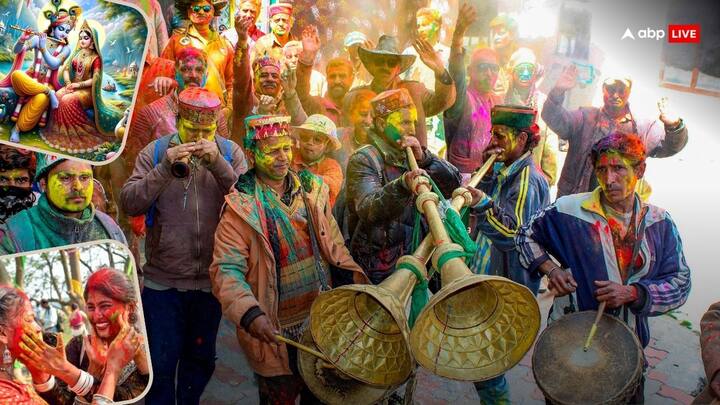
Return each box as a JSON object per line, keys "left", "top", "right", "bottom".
{"left": 583, "top": 301, "right": 607, "bottom": 351}
{"left": 274, "top": 334, "right": 330, "bottom": 363}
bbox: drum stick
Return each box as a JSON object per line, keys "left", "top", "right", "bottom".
{"left": 583, "top": 301, "right": 607, "bottom": 351}
{"left": 274, "top": 334, "right": 331, "bottom": 362}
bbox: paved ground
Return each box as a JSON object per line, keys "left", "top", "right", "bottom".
{"left": 201, "top": 290, "right": 706, "bottom": 404}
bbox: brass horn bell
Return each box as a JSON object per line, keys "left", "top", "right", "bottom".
{"left": 309, "top": 255, "right": 427, "bottom": 388}
{"left": 409, "top": 243, "right": 541, "bottom": 382}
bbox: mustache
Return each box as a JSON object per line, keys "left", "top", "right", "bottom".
{"left": 66, "top": 192, "right": 87, "bottom": 200}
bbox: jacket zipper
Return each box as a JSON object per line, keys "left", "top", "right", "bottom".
{"left": 194, "top": 172, "right": 201, "bottom": 283}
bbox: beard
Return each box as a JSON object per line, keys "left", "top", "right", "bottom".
{"left": 0, "top": 187, "right": 36, "bottom": 222}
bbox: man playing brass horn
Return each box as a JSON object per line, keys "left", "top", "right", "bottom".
{"left": 344, "top": 88, "right": 461, "bottom": 284}
{"left": 516, "top": 132, "right": 691, "bottom": 402}
{"left": 209, "top": 114, "right": 368, "bottom": 403}
{"left": 465, "top": 104, "right": 550, "bottom": 403}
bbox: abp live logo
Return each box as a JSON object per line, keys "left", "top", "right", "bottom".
{"left": 621, "top": 25, "right": 701, "bottom": 43}
{"left": 668, "top": 24, "right": 701, "bottom": 43}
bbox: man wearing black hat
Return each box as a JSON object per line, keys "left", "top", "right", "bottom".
{"left": 466, "top": 104, "right": 550, "bottom": 403}
{"left": 343, "top": 34, "right": 456, "bottom": 148}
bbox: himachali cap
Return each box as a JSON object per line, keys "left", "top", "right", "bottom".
{"left": 245, "top": 114, "right": 291, "bottom": 142}
{"left": 178, "top": 87, "right": 222, "bottom": 126}
{"left": 253, "top": 54, "right": 282, "bottom": 73}
{"left": 370, "top": 88, "right": 415, "bottom": 118}
{"left": 268, "top": 2, "right": 292, "bottom": 17}
{"left": 491, "top": 104, "right": 537, "bottom": 129}
{"left": 293, "top": 114, "right": 341, "bottom": 151}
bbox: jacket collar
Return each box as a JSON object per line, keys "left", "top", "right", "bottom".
{"left": 36, "top": 193, "right": 96, "bottom": 235}
{"left": 580, "top": 187, "right": 643, "bottom": 221}
{"left": 230, "top": 170, "right": 315, "bottom": 237}
{"left": 369, "top": 131, "right": 407, "bottom": 169}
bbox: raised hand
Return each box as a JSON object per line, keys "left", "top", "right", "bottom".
{"left": 453, "top": 3, "right": 478, "bottom": 46}
{"left": 657, "top": 97, "right": 680, "bottom": 126}
{"left": 280, "top": 65, "right": 297, "bottom": 96}
{"left": 413, "top": 38, "right": 445, "bottom": 76}
{"left": 554, "top": 64, "right": 578, "bottom": 91}
{"left": 235, "top": 14, "right": 254, "bottom": 45}
{"left": 301, "top": 25, "right": 321, "bottom": 58}
{"left": 258, "top": 95, "right": 277, "bottom": 114}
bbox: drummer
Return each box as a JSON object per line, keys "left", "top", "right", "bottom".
{"left": 516, "top": 132, "right": 691, "bottom": 402}
{"left": 465, "top": 105, "right": 550, "bottom": 403}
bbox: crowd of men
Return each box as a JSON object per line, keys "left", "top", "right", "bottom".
{"left": 0, "top": 0, "right": 714, "bottom": 404}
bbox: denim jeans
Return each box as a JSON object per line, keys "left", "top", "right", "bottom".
{"left": 142, "top": 287, "right": 222, "bottom": 405}
{"left": 474, "top": 374, "right": 511, "bottom": 405}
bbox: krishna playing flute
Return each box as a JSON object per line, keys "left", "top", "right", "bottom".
{"left": 0, "top": 0, "right": 147, "bottom": 161}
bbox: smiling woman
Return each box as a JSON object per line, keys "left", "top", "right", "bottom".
{"left": 0, "top": 241, "right": 149, "bottom": 404}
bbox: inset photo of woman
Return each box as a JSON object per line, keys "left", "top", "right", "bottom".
{"left": 0, "top": 240, "right": 149, "bottom": 404}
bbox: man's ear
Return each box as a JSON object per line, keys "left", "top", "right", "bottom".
{"left": 374, "top": 116, "right": 384, "bottom": 132}
{"left": 635, "top": 161, "right": 646, "bottom": 179}
{"left": 517, "top": 131, "right": 529, "bottom": 151}
{"left": 39, "top": 178, "right": 47, "bottom": 193}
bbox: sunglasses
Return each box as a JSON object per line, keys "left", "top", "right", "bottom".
{"left": 603, "top": 84, "right": 629, "bottom": 95}
{"left": 299, "top": 132, "right": 327, "bottom": 144}
{"left": 473, "top": 63, "right": 499, "bottom": 73}
{"left": 371, "top": 57, "right": 400, "bottom": 68}
{"left": 192, "top": 5, "right": 213, "bottom": 13}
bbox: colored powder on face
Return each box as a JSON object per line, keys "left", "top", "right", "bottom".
{"left": 47, "top": 170, "right": 94, "bottom": 212}
{"left": 254, "top": 138, "right": 293, "bottom": 180}
{"left": 595, "top": 151, "right": 638, "bottom": 201}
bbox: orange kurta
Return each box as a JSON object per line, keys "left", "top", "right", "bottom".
{"left": 292, "top": 154, "right": 343, "bottom": 208}
{"left": 161, "top": 25, "right": 234, "bottom": 110}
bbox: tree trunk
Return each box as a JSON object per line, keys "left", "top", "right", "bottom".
{"left": 14, "top": 257, "right": 24, "bottom": 289}
{"left": 106, "top": 243, "right": 116, "bottom": 268}
{"left": 68, "top": 249, "right": 84, "bottom": 305}
{"left": 0, "top": 260, "right": 11, "bottom": 285}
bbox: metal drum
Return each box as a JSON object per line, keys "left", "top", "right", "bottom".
{"left": 532, "top": 310, "right": 644, "bottom": 404}
{"left": 297, "top": 329, "right": 393, "bottom": 405}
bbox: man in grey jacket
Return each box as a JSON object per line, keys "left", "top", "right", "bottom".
{"left": 120, "top": 87, "right": 247, "bottom": 405}
{"left": 542, "top": 65, "right": 688, "bottom": 198}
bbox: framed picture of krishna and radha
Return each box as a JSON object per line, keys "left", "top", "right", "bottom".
{"left": 0, "top": 0, "right": 148, "bottom": 161}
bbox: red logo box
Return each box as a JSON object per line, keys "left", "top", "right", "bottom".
{"left": 668, "top": 24, "right": 701, "bottom": 43}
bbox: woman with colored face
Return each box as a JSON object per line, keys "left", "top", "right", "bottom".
{"left": 19, "top": 268, "right": 149, "bottom": 404}
{"left": 44, "top": 21, "right": 124, "bottom": 154}
{"left": 0, "top": 287, "right": 47, "bottom": 404}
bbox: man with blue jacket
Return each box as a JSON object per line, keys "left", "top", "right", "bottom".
{"left": 465, "top": 104, "right": 550, "bottom": 404}
{"left": 516, "top": 132, "right": 691, "bottom": 402}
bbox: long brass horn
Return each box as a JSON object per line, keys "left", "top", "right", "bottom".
{"left": 406, "top": 150, "right": 541, "bottom": 382}
{"left": 309, "top": 253, "right": 427, "bottom": 387}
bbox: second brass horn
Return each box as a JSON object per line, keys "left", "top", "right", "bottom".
{"left": 309, "top": 254, "right": 426, "bottom": 387}
{"left": 406, "top": 151, "right": 541, "bottom": 382}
